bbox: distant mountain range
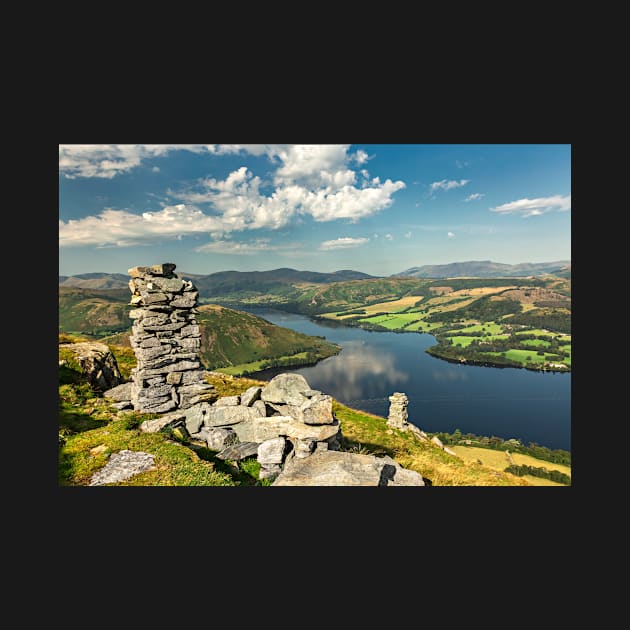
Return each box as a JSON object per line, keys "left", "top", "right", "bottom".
{"left": 394, "top": 260, "right": 571, "bottom": 278}
{"left": 58, "top": 261, "right": 571, "bottom": 294}
{"left": 58, "top": 268, "right": 378, "bottom": 291}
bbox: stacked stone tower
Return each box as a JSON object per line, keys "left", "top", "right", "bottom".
{"left": 387, "top": 392, "right": 409, "bottom": 429}
{"left": 127, "top": 263, "right": 216, "bottom": 413}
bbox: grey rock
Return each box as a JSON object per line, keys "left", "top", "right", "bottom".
{"left": 202, "top": 406, "right": 262, "bottom": 427}
{"left": 252, "top": 400, "right": 268, "bottom": 416}
{"left": 171, "top": 293, "right": 198, "bottom": 308}
{"left": 140, "top": 413, "right": 186, "bottom": 433}
{"left": 272, "top": 451, "right": 425, "bottom": 487}
{"left": 294, "top": 438, "right": 316, "bottom": 459}
{"left": 300, "top": 394, "right": 334, "bottom": 425}
{"left": 181, "top": 402, "right": 213, "bottom": 434}
{"left": 166, "top": 372, "right": 183, "bottom": 385}
{"left": 147, "top": 276, "right": 185, "bottom": 293}
{"left": 180, "top": 324, "right": 200, "bottom": 337}
{"left": 240, "top": 386, "right": 262, "bottom": 407}
{"left": 205, "top": 427, "right": 239, "bottom": 450}
{"left": 103, "top": 382, "right": 133, "bottom": 401}
{"left": 138, "top": 398, "right": 177, "bottom": 413}
{"left": 139, "top": 291, "right": 170, "bottom": 305}
{"left": 128, "top": 263, "right": 176, "bottom": 277}
{"left": 259, "top": 464, "right": 282, "bottom": 481}
{"left": 112, "top": 401, "right": 133, "bottom": 410}
{"left": 89, "top": 450, "right": 156, "bottom": 485}
{"left": 443, "top": 446, "right": 458, "bottom": 456}
{"left": 253, "top": 416, "right": 340, "bottom": 442}
{"left": 215, "top": 442, "right": 260, "bottom": 461}
{"left": 257, "top": 437, "right": 287, "bottom": 465}
{"left": 260, "top": 373, "right": 311, "bottom": 405}
{"left": 214, "top": 395, "right": 240, "bottom": 407}
{"left": 61, "top": 342, "right": 123, "bottom": 392}
{"left": 431, "top": 436, "right": 444, "bottom": 449}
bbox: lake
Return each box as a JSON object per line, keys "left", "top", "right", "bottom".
{"left": 245, "top": 308, "right": 571, "bottom": 451}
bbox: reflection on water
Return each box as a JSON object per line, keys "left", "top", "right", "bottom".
{"left": 247, "top": 308, "right": 571, "bottom": 450}
{"left": 298, "top": 340, "right": 408, "bottom": 401}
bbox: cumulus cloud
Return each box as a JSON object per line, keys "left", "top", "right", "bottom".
{"left": 385, "top": 234, "right": 393, "bottom": 241}
{"left": 464, "top": 192, "right": 485, "bottom": 202}
{"left": 430, "top": 179, "right": 470, "bottom": 193}
{"left": 490, "top": 194, "right": 571, "bottom": 217}
{"left": 352, "top": 149, "right": 370, "bottom": 165}
{"left": 319, "top": 237, "right": 369, "bottom": 250}
{"left": 447, "top": 231, "right": 455, "bottom": 238}
{"left": 60, "top": 145, "right": 406, "bottom": 247}
{"left": 404, "top": 231, "right": 412, "bottom": 238}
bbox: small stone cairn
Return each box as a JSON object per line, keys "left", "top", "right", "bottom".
{"left": 127, "top": 263, "right": 216, "bottom": 413}
{"left": 387, "top": 392, "right": 409, "bottom": 429}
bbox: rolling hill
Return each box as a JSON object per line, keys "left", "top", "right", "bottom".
{"left": 59, "top": 286, "right": 340, "bottom": 374}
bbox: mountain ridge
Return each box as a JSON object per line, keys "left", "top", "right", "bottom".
{"left": 394, "top": 260, "right": 571, "bottom": 278}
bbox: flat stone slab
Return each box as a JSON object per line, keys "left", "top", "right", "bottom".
{"left": 89, "top": 450, "right": 156, "bottom": 485}
{"left": 215, "top": 442, "right": 260, "bottom": 461}
{"left": 103, "top": 382, "right": 133, "bottom": 402}
{"left": 272, "top": 451, "right": 425, "bottom": 486}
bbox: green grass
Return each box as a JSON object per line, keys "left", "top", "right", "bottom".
{"left": 519, "top": 338, "right": 552, "bottom": 349}
{"left": 59, "top": 417, "right": 237, "bottom": 486}
{"left": 453, "top": 322, "right": 505, "bottom": 335}
{"left": 447, "top": 336, "right": 479, "bottom": 348}
{"left": 486, "top": 349, "right": 559, "bottom": 364}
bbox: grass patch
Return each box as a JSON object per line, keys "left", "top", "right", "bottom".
{"left": 450, "top": 445, "right": 571, "bottom": 485}
{"left": 332, "top": 402, "right": 530, "bottom": 486}
{"left": 59, "top": 417, "right": 237, "bottom": 486}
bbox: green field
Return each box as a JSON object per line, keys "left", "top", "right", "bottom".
{"left": 519, "top": 338, "right": 552, "bottom": 348}
{"left": 487, "top": 349, "right": 560, "bottom": 364}
{"left": 448, "top": 336, "right": 479, "bottom": 348}
{"left": 453, "top": 322, "right": 505, "bottom": 335}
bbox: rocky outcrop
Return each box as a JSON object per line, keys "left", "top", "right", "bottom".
{"left": 272, "top": 451, "right": 425, "bottom": 486}
{"left": 134, "top": 372, "right": 426, "bottom": 485}
{"left": 60, "top": 342, "right": 123, "bottom": 392}
{"left": 126, "top": 263, "right": 217, "bottom": 413}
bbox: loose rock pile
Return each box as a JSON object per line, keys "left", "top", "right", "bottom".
{"left": 141, "top": 373, "right": 342, "bottom": 481}
{"left": 126, "top": 263, "right": 216, "bottom": 413}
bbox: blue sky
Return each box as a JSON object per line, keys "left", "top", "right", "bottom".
{"left": 59, "top": 144, "right": 571, "bottom": 276}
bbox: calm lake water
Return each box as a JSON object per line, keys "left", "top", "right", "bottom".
{"left": 245, "top": 308, "right": 571, "bottom": 451}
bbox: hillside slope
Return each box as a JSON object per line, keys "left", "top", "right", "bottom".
{"left": 59, "top": 338, "right": 550, "bottom": 486}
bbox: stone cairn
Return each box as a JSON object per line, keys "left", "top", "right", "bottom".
{"left": 127, "top": 263, "right": 216, "bottom": 413}
{"left": 387, "top": 392, "right": 409, "bottom": 429}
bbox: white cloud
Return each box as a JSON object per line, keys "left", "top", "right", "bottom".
{"left": 455, "top": 160, "right": 470, "bottom": 169}
{"left": 464, "top": 192, "right": 485, "bottom": 202}
{"left": 404, "top": 231, "right": 412, "bottom": 238}
{"left": 352, "top": 149, "right": 369, "bottom": 165}
{"left": 152, "top": 166, "right": 160, "bottom": 173}
{"left": 490, "top": 194, "right": 571, "bottom": 218}
{"left": 319, "top": 237, "right": 369, "bottom": 251}
{"left": 59, "top": 144, "right": 217, "bottom": 179}
{"left": 385, "top": 234, "right": 393, "bottom": 241}
{"left": 59, "top": 204, "right": 226, "bottom": 247}
{"left": 447, "top": 231, "right": 455, "bottom": 238}
{"left": 194, "top": 238, "right": 301, "bottom": 255}
{"left": 430, "top": 179, "right": 470, "bottom": 193}
{"left": 60, "top": 145, "right": 406, "bottom": 247}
